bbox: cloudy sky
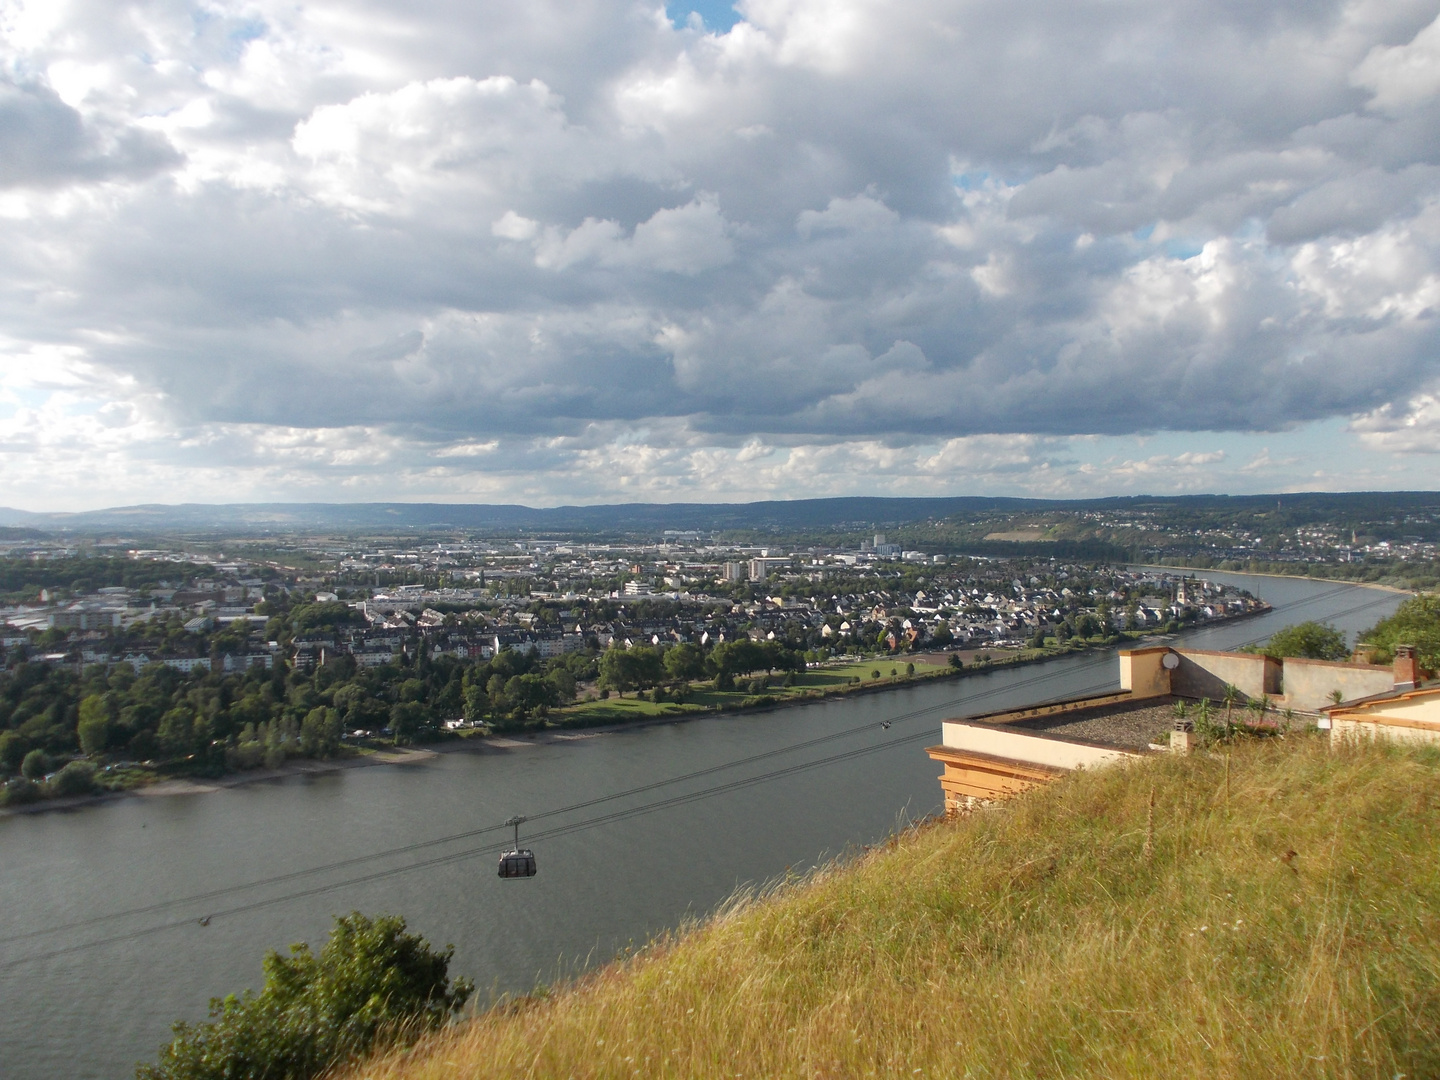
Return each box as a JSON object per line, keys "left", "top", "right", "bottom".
{"left": 1, "top": 0, "right": 1439, "bottom": 510}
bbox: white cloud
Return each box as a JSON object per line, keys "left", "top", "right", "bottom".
{"left": 1351, "top": 390, "right": 1440, "bottom": 453}
{"left": 1352, "top": 13, "right": 1440, "bottom": 112}
{"left": 534, "top": 195, "right": 733, "bottom": 274}
{"left": 492, "top": 210, "right": 539, "bottom": 240}
{"left": 0, "top": 0, "right": 1438, "bottom": 508}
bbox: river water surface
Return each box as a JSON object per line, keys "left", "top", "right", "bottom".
{"left": 0, "top": 572, "right": 1405, "bottom": 1078}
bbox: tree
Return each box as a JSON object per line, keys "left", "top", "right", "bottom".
{"left": 503, "top": 673, "right": 558, "bottom": 722}
{"left": 664, "top": 643, "right": 706, "bottom": 683}
{"left": 51, "top": 760, "right": 95, "bottom": 797}
{"left": 20, "top": 748, "right": 47, "bottom": 781}
{"left": 78, "top": 693, "right": 111, "bottom": 755}
{"left": 139, "top": 912, "right": 473, "bottom": 1080}
{"left": 1359, "top": 595, "right": 1440, "bottom": 671}
{"left": 545, "top": 666, "right": 577, "bottom": 704}
{"left": 157, "top": 708, "right": 197, "bottom": 758}
{"left": 599, "top": 647, "right": 636, "bottom": 695}
{"left": 1262, "top": 621, "right": 1349, "bottom": 661}
{"left": 287, "top": 601, "right": 367, "bottom": 635}
{"left": 463, "top": 681, "right": 489, "bottom": 723}
{"left": 299, "top": 707, "right": 341, "bottom": 758}
{"left": 390, "top": 701, "right": 433, "bottom": 745}
{"left": 0, "top": 730, "right": 28, "bottom": 773}
{"left": 599, "top": 646, "right": 664, "bottom": 695}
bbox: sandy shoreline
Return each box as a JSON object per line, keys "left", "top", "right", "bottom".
{"left": 1136, "top": 563, "right": 1416, "bottom": 596}
{"left": 0, "top": 746, "right": 439, "bottom": 816}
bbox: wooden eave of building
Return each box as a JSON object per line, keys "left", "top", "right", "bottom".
{"left": 925, "top": 743, "right": 1068, "bottom": 804}
{"left": 1325, "top": 682, "right": 1440, "bottom": 732}
{"left": 1323, "top": 680, "right": 1439, "bottom": 715}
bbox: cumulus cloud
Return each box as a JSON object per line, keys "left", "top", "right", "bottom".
{"left": 1351, "top": 390, "right": 1440, "bottom": 452}
{"left": 1, "top": 0, "right": 1440, "bottom": 507}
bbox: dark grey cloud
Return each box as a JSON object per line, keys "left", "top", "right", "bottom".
{"left": 0, "top": 79, "right": 178, "bottom": 187}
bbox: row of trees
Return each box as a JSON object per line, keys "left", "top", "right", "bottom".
{"left": 595, "top": 639, "right": 803, "bottom": 696}
{"left": 0, "top": 627, "right": 601, "bottom": 804}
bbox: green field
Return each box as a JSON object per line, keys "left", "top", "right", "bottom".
{"left": 553, "top": 657, "right": 960, "bottom": 726}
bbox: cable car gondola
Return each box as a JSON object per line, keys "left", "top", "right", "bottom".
{"left": 498, "top": 815, "right": 537, "bottom": 879}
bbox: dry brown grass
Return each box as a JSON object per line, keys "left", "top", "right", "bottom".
{"left": 345, "top": 735, "right": 1440, "bottom": 1079}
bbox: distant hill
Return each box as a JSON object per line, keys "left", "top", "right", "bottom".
{"left": 0, "top": 491, "right": 1436, "bottom": 535}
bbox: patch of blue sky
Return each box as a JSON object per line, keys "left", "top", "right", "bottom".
{"left": 192, "top": 7, "right": 267, "bottom": 62}
{"left": 951, "top": 169, "right": 992, "bottom": 191}
{"left": 8, "top": 388, "right": 50, "bottom": 410}
{"left": 1163, "top": 238, "right": 1205, "bottom": 259}
{"left": 1132, "top": 223, "right": 1155, "bottom": 242}
{"left": 229, "top": 17, "right": 267, "bottom": 43}
{"left": 668, "top": 1, "right": 741, "bottom": 33}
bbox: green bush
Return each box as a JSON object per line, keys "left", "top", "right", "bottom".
{"left": 49, "top": 760, "right": 96, "bottom": 797}
{"left": 1360, "top": 595, "right": 1440, "bottom": 670}
{"left": 1258, "top": 621, "right": 1350, "bottom": 661}
{"left": 2, "top": 777, "right": 41, "bottom": 806}
{"left": 138, "top": 912, "right": 473, "bottom": 1080}
{"left": 20, "top": 748, "right": 48, "bottom": 781}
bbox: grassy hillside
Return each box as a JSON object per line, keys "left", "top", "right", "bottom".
{"left": 351, "top": 736, "right": 1440, "bottom": 1078}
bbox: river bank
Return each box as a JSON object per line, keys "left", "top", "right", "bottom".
{"left": 1140, "top": 560, "right": 1420, "bottom": 595}
{"left": 1, "top": 609, "right": 1276, "bottom": 816}
{"left": 0, "top": 745, "right": 438, "bottom": 817}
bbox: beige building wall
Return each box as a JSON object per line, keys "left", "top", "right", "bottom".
{"left": 939, "top": 721, "right": 1138, "bottom": 772}
{"left": 1329, "top": 687, "right": 1440, "bottom": 746}
{"left": 1169, "top": 649, "right": 1280, "bottom": 701}
{"left": 1279, "top": 658, "right": 1393, "bottom": 711}
{"left": 1331, "top": 718, "right": 1440, "bottom": 745}
{"left": 1119, "top": 648, "right": 1171, "bottom": 697}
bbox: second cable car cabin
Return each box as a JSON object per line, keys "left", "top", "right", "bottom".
{"left": 498, "top": 815, "right": 537, "bottom": 879}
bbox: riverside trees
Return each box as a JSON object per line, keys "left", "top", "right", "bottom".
{"left": 0, "top": 642, "right": 591, "bottom": 802}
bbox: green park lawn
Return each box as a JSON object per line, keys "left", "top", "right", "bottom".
{"left": 553, "top": 656, "right": 958, "bottom": 726}
{"left": 803, "top": 658, "right": 949, "bottom": 685}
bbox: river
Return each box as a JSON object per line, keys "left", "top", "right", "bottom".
{"left": 0, "top": 572, "right": 1406, "bottom": 1078}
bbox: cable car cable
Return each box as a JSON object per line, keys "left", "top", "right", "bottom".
{"left": 1, "top": 690, "right": 1112, "bottom": 972}
{"left": 0, "top": 655, "right": 1123, "bottom": 947}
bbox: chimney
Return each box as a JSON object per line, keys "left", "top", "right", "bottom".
{"left": 1394, "top": 645, "right": 1420, "bottom": 690}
